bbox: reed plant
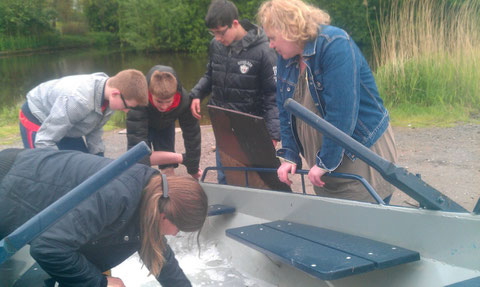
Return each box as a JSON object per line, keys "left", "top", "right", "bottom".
{"left": 372, "top": 0, "right": 480, "bottom": 126}
{"left": 0, "top": 34, "right": 59, "bottom": 51}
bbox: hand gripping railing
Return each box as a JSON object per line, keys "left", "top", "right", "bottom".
{"left": 0, "top": 142, "right": 151, "bottom": 265}
{"left": 202, "top": 166, "right": 385, "bottom": 204}
{"left": 284, "top": 98, "right": 467, "bottom": 212}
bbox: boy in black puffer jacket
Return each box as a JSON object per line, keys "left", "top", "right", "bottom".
{"left": 190, "top": 0, "right": 280, "bottom": 184}
{"left": 127, "top": 65, "right": 202, "bottom": 179}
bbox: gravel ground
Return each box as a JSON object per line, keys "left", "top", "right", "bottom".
{"left": 2, "top": 124, "right": 479, "bottom": 211}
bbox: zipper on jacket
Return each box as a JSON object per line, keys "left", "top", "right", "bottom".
{"left": 223, "top": 48, "right": 232, "bottom": 103}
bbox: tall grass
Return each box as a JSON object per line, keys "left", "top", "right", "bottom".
{"left": 372, "top": 0, "right": 480, "bottom": 125}
{"left": 0, "top": 32, "right": 119, "bottom": 53}
{"left": 0, "top": 34, "right": 60, "bottom": 51}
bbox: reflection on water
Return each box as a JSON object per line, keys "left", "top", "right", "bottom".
{"left": 0, "top": 48, "right": 210, "bottom": 124}
{"left": 112, "top": 232, "right": 274, "bottom": 287}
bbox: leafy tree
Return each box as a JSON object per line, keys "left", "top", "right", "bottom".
{"left": 53, "top": 0, "right": 75, "bottom": 22}
{"left": 311, "top": 0, "right": 381, "bottom": 58}
{"left": 0, "top": 0, "right": 52, "bottom": 36}
{"left": 117, "top": 0, "right": 210, "bottom": 52}
{"left": 82, "top": 0, "right": 119, "bottom": 33}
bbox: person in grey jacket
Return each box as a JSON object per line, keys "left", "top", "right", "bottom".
{"left": 0, "top": 148, "right": 208, "bottom": 287}
{"left": 19, "top": 69, "right": 148, "bottom": 156}
{"left": 189, "top": 0, "right": 280, "bottom": 184}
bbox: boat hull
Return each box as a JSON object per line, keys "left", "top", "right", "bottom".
{"left": 201, "top": 182, "right": 480, "bottom": 286}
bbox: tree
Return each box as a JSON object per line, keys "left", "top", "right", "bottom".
{"left": 82, "top": 0, "right": 119, "bottom": 33}
{"left": 0, "top": 0, "right": 52, "bottom": 36}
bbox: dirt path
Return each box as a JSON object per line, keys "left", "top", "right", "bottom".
{"left": 2, "top": 124, "right": 479, "bottom": 211}
{"left": 390, "top": 124, "right": 480, "bottom": 211}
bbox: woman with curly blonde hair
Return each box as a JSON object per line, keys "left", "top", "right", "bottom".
{"left": 258, "top": 0, "right": 397, "bottom": 203}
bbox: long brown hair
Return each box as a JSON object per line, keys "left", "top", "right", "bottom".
{"left": 139, "top": 174, "right": 208, "bottom": 277}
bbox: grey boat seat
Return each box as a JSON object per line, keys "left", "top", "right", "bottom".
{"left": 226, "top": 220, "right": 420, "bottom": 280}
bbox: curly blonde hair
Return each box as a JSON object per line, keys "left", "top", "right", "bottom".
{"left": 257, "top": 0, "right": 331, "bottom": 43}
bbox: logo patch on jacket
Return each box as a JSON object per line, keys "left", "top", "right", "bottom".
{"left": 238, "top": 60, "right": 253, "bottom": 74}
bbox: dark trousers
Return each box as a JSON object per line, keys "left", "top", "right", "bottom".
{"left": 19, "top": 102, "right": 89, "bottom": 153}
{"left": 149, "top": 123, "right": 178, "bottom": 169}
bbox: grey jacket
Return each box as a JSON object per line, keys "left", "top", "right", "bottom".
{"left": 26, "top": 73, "right": 114, "bottom": 154}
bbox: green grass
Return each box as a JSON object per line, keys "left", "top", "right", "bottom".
{"left": 0, "top": 124, "right": 20, "bottom": 145}
{"left": 373, "top": 0, "right": 480, "bottom": 125}
{"left": 376, "top": 53, "right": 480, "bottom": 108}
{"left": 388, "top": 104, "right": 479, "bottom": 128}
{"left": 105, "top": 111, "right": 127, "bottom": 130}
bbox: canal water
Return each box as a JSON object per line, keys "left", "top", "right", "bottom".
{"left": 0, "top": 48, "right": 211, "bottom": 123}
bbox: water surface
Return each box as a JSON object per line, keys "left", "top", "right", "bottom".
{"left": 0, "top": 48, "right": 210, "bottom": 122}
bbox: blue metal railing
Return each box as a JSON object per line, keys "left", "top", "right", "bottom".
{"left": 201, "top": 166, "right": 385, "bottom": 204}
{"left": 284, "top": 98, "right": 467, "bottom": 212}
{"left": 0, "top": 142, "right": 151, "bottom": 265}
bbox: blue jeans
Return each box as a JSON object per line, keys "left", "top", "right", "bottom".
{"left": 215, "top": 148, "right": 226, "bottom": 184}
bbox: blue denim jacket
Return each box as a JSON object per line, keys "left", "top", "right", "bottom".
{"left": 276, "top": 25, "right": 390, "bottom": 171}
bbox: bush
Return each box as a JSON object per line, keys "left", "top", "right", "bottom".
{"left": 61, "top": 22, "right": 89, "bottom": 35}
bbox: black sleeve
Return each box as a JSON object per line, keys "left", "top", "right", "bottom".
{"left": 156, "top": 243, "right": 192, "bottom": 287}
{"left": 29, "top": 166, "right": 149, "bottom": 287}
{"left": 126, "top": 108, "right": 151, "bottom": 165}
{"left": 259, "top": 47, "right": 281, "bottom": 141}
{"left": 178, "top": 97, "right": 201, "bottom": 174}
{"left": 189, "top": 42, "right": 213, "bottom": 101}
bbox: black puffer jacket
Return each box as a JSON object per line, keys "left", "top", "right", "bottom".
{"left": 0, "top": 148, "right": 191, "bottom": 287}
{"left": 126, "top": 65, "right": 201, "bottom": 174}
{"left": 190, "top": 20, "right": 280, "bottom": 140}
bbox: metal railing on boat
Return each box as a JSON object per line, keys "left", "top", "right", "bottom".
{"left": 202, "top": 166, "right": 386, "bottom": 204}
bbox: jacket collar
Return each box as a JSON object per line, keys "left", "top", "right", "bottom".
{"left": 302, "top": 37, "right": 317, "bottom": 57}
{"left": 95, "top": 76, "right": 109, "bottom": 114}
{"left": 230, "top": 19, "right": 266, "bottom": 54}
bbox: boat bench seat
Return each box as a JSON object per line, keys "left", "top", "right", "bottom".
{"left": 445, "top": 276, "right": 480, "bottom": 287}
{"left": 226, "top": 220, "right": 420, "bottom": 280}
{"left": 207, "top": 204, "right": 236, "bottom": 216}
